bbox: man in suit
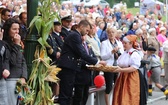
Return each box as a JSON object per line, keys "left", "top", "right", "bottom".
{"left": 58, "top": 20, "right": 106, "bottom": 105}
{"left": 0, "top": 8, "right": 11, "bottom": 27}
{"left": 19, "top": 12, "right": 28, "bottom": 41}
{"left": 60, "top": 14, "right": 72, "bottom": 40}
{"left": 72, "top": 32, "right": 96, "bottom": 105}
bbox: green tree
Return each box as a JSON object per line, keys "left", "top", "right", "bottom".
{"left": 106, "top": 0, "right": 140, "bottom": 8}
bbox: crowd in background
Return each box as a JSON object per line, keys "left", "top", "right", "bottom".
{"left": 0, "top": 0, "right": 168, "bottom": 105}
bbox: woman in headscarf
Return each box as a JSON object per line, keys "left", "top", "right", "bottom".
{"left": 112, "top": 35, "right": 147, "bottom": 105}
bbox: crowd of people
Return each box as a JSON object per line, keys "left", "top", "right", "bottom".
{"left": 0, "top": 0, "right": 168, "bottom": 105}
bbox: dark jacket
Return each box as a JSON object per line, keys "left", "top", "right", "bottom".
{"left": 58, "top": 30, "right": 98, "bottom": 71}
{"left": 0, "top": 41, "right": 9, "bottom": 79}
{"left": 75, "top": 43, "right": 96, "bottom": 85}
{"left": 47, "top": 33, "right": 62, "bottom": 64}
{"left": 51, "top": 32, "right": 64, "bottom": 49}
{"left": 20, "top": 24, "right": 28, "bottom": 41}
{"left": 5, "top": 42, "right": 27, "bottom": 79}
{"left": 60, "top": 27, "right": 70, "bottom": 40}
{"left": 126, "top": 29, "right": 136, "bottom": 35}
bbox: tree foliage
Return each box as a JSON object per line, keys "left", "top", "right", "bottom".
{"left": 106, "top": 0, "right": 164, "bottom": 8}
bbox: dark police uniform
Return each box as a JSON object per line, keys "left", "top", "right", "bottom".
{"left": 47, "top": 33, "right": 61, "bottom": 65}
{"left": 58, "top": 30, "right": 98, "bottom": 105}
{"left": 60, "top": 27, "right": 70, "bottom": 40}
{"left": 60, "top": 15, "right": 72, "bottom": 40}
{"left": 47, "top": 20, "right": 63, "bottom": 64}
{"left": 52, "top": 32, "right": 64, "bottom": 50}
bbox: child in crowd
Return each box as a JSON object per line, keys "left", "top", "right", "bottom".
{"left": 147, "top": 47, "right": 168, "bottom": 96}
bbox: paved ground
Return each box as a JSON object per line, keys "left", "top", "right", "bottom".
{"left": 54, "top": 91, "right": 168, "bottom": 105}
{"left": 147, "top": 91, "right": 168, "bottom": 105}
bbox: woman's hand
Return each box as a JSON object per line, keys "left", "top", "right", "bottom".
{"left": 13, "top": 34, "right": 21, "bottom": 45}
{"left": 112, "top": 47, "right": 120, "bottom": 53}
{"left": 99, "top": 60, "right": 107, "bottom": 66}
{"left": 2, "top": 69, "right": 10, "bottom": 78}
{"left": 0, "top": 28, "right": 4, "bottom": 40}
{"left": 56, "top": 52, "right": 61, "bottom": 59}
{"left": 20, "top": 78, "right": 26, "bottom": 85}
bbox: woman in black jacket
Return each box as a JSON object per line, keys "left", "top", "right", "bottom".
{"left": 3, "top": 18, "right": 27, "bottom": 105}
{"left": 0, "top": 28, "right": 10, "bottom": 105}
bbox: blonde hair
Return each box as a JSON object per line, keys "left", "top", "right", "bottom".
{"left": 159, "top": 27, "right": 166, "bottom": 33}
{"left": 106, "top": 26, "right": 117, "bottom": 35}
{"left": 117, "top": 30, "right": 122, "bottom": 35}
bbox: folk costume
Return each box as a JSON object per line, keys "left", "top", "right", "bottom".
{"left": 112, "top": 35, "right": 147, "bottom": 105}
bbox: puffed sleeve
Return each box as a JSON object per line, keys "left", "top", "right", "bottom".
{"left": 130, "top": 51, "right": 141, "bottom": 69}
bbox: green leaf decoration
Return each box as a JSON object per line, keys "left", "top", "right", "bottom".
{"left": 27, "top": 0, "right": 61, "bottom": 105}
{"left": 35, "top": 17, "right": 42, "bottom": 34}
{"left": 28, "top": 16, "right": 41, "bottom": 29}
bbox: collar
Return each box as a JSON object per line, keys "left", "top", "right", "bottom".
{"left": 62, "top": 26, "right": 70, "bottom": 31}
{"left": 126, "top": 48, "right": 136, "bottom": 54}
{"left": 53, "top": 31, "right": 60, "bottom": 36}
{"left": 75, "top": 29, "right": 81, "bottom": 35}
{"left": 147, "top": 54, "right": 156, "bottom": 58}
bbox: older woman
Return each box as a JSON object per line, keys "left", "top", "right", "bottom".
{"left": 112, "top": 35, "right": 147, "bottom": 105}
{"left": 100, "top": 27, "right": 119, "bottom": 105}
{"left": 157, "top": 27, "right": 167, "bottom": 49}
{"left": 135, "top": 28, "right": 146, "bottom": 58}
{"left": 86, "top": 20, "right": 101, "bottom": 60}
{"left": 86, "top": 20, "right": 101, "bottom": 84}
{"left": 147, "top": 28, "right": 160, "bottom": 55}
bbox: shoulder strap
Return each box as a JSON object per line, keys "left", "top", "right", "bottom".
{"left": 129, "top": 50, "right": 138, "bottom": 56}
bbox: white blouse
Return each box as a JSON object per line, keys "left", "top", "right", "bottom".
{"left": 117, "top": 48, "right": 141, "bottom": 69}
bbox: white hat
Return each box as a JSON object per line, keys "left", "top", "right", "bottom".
{"left": 61, "top": 13, "right": 72, "bottom": 21}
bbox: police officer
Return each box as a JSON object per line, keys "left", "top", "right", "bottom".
{"left": 60, "top": 14, "right": 72, "bottom": 40}
{"left": 47, "top": 19, "right": 63, "bottom": 65}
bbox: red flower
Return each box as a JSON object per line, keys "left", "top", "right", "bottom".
{"left": 129, "top": 52, "right": 133, "bottom": 55}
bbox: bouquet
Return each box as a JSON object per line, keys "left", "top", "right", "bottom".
{"left": 15, "top": 80, "right": 35, "bottom": 105}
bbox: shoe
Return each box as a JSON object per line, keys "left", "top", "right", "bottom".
{"left": 148, "top": 89, "right": 152, "bottom": 96}
{"left": 164, "top": 90, "right": 168, "bottom": 95}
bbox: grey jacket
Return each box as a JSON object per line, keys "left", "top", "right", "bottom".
{"left": 147, "top": 54, "right": 161, "bottom": 70}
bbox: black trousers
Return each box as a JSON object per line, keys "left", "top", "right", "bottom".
{"left": 72, "top": 84, "right": 89, "bottom": 105}
{"left": 104, "top": 72, "right": 114, "bottom": 94}
{"left": 58, "top": 68, "right": 77, "bottom": 105}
